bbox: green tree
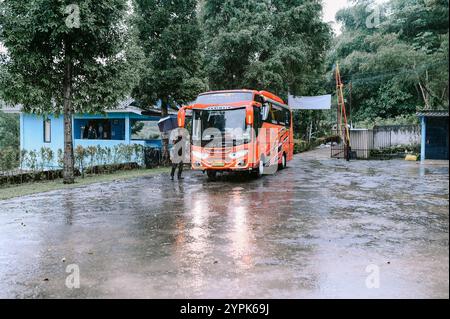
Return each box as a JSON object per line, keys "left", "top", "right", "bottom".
{"left": 201, "top": 0, "right": 331, "bottom": 99}
{"left": 0, "top": 109, "right": 20, "bottom": 171}
{"left": 0, "top": 110, "right": 19, "bottom": 151}
{"left": 132, "top": 0, "right": 206, "bottom": 161}
{"left": 0, "top": 0, "right": 141, "bottom": 183}
{"left": 328, "top": 0, "right": 449, "bottom": 123}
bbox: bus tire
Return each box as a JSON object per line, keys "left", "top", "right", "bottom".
{"left": 279, "top": 153, "right": 287, "bottom": 170}
{"left": 254, "top": 157, "right": 265, "bottom": 178}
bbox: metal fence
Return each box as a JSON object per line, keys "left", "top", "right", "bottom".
{"left": 331, "top": 125, "right": 421, "bottom": 160}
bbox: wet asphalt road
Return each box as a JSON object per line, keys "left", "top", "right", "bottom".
{"left": 0, "top": 149, "right": 448, "bottom": 299}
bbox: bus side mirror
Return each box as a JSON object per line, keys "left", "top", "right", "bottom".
{"left": 246, "top": 107, "right": 254, "bottom": 126}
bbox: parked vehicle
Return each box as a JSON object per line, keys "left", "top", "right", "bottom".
{"left": 177, "top": 90, "right": 294, "bottom": 179}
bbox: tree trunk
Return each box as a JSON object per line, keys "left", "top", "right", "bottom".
{"left": 308, "top": 121, "right": 313, "bottom": 142}
{"left": 63, "top": 44, "right": 75, "bottom": 184}
{"left": 160, "top": 98, "right": 170, "bottom": 165}
{"left": 418, "top": 81, "right": 430, "bottom": 110}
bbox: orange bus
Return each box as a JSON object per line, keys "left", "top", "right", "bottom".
{"left": 177, "top": 90, "right": 294, "bottom": 179}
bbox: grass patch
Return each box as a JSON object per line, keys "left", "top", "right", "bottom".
{"left": 0, "top": 167, "right": 169, "bottom": 200}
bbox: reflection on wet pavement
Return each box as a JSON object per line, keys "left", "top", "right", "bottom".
{"left": 0, "top": 150, "right": 448, "bottom": 298}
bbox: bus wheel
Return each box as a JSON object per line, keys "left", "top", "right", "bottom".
{"left": 207, "top": 171, "right": 217, "bottom": 181}
{"left": 254, "top": 158, "right": 265, "bottom": 178}
{"left": 279, "top": 153, "right": 287, "bottom": 170}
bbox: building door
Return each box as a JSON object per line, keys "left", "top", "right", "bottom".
{"left": 425, "top": 117, "right": 449, "bottom": 160}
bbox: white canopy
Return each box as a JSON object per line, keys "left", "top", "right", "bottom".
{"left": 288, "top": 94, "right": 332, "bottom": 110}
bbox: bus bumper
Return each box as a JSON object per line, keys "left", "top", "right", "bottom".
{"left": 191, "top": 159, "right": 254, "bottom": 172}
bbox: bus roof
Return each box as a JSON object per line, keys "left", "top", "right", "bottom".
{"left": 197, "top": 90, "right": 289, "bottom": 109}
{"left": 198, "top": 89, "right": 257, "bottom": 96}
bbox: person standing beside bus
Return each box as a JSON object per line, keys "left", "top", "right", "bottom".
{"left": 170, "top": 133, "right": 184, "bottom": 180}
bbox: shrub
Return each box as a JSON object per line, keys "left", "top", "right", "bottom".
{"left": 123, "top": 144, "right": 135, "bottom": 163}
{"left": 20, "top": 149, "right": 28, "bottom": 171}
{"left": 370, "top": 144, "right": 420, "bottom": 158}
{"left": 74, "top": 145, "right": 87, "bottom": 177}
{"left": 112, "top": 145, "right": 121, "bottom": 164}
{"left": 39, "top": 147, "right": 54, "bottom": 170}
{"left": 86, "top": 146, "right": 97, "bottom": 169}
{"left": 0, "top": 147, "right": 19, "bottom": 172}
{"left": 27, "top": 150, "right": 38, "bottom": 171}
{"left": 13, "top": 144, "right": 149, "bottom": 176}
{"left": 104, "top": 147, "right": 112, "bottom": 165}
{"left": 57, "top": 149, "right": 64, "bottom": 169}
{"left": 96, "top": 145, "right": 106, "bottom": 166}
{"left": 133, "top": 144, "right": 145, "bottom": 166}
{"left": 294, "top": 138, "right": 330, "bottom": 154}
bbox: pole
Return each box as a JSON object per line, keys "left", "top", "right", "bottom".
{"left": 335, "top": 63, "right": 351, "bottom": 161}
{"left": 421, "top": 116, "right": 426, "bottom": 161}
{"left": 349, "top": 81, "right": 353, "bottom": 129}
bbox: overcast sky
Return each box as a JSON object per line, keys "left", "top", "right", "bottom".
{"left": 323, "top": 0, "right": 350, "bottom": 22}
{"left": 324, "top": 0, "right": 389, "bottom": 34}
{"left": 323, "top": 0, "right": 351, "bottom": 33}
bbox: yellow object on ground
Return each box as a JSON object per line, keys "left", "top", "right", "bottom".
{"left": 405, "top": 154, "right": 418, "bottom": 161}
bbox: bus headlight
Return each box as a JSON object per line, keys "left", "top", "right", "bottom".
{"left": 192, "top": 151, "right": 209, "bottom": 159}
{"left": 229, "top": 150, "right": 248, "bottom": 159}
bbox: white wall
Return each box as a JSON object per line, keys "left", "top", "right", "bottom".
{"left": 373, "top": 125, "right": 421, "bottom": 149}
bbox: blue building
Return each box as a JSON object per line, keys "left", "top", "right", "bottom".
{"left": 2, "top": 98, "right": 169, "bottom": 167}
{"left": 418, "top": 110, "right": 449, "bottom": 161}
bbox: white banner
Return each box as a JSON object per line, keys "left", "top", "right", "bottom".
{"left": 288, "top": 94, "right": 332, "bottom": 110}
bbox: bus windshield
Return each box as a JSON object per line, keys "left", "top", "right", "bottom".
{"left": 192, "top": 108, "right": 248, "bottom": 146}
{"left": 196, "top": 92, "right": 253, "bottom": 105}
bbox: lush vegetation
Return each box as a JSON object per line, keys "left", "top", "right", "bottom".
{"left": 370, "top": 144, "right": 421, "bottom": 160}
{"left": 1, "top": 0, "right": 448, "bottom": 174}
{"left": 0, "top": 110, "right": 19, "bottom": 171}
{"left": 295, "top": 0, "right": 448, "bottom": 141}
{"left": 0, "top": 144, "right": 146, "bottom": 174}
{"left": 0, "top": 143, "right": 158, "bottom": 189}
{"left": 132, "top": 0, "right": 206, "bottom": 161}
{"left": 0, "top": 1, "right": 141, "bottom": 183}
{"left": 201, "top": 0, "right": 331, "bottom": 97}
{"left": 328, "top": 0, "right": 449, "bottom": 124}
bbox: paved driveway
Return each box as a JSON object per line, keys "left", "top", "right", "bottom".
{"left": 0, "top": 149, "right": 448, "bottom": 298}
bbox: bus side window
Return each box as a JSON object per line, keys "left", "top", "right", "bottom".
{"left": 272, "top": 105, "right": 284, "bottom": 125}
{"left": 269, "top": 104, "right": 277, "bottom": 124}
{"left": 262, "top": 102, "right": 270, "bottom": 122}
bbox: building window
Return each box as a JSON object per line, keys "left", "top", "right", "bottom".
{"left": 131, "top": 120, "right": 161, "bottom": 140}
{"left": 44, "top": 119, "right": 51, "bottom": 143}
{"left": 74, "top": 119, "right": 125, "bottom": 140}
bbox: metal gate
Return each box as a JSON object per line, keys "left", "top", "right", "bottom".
{"left": 426, "top": 118, "right": 449, "bottom": 160}
{"left": 331, "top": 129, "right": 372, "bottom": 159}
